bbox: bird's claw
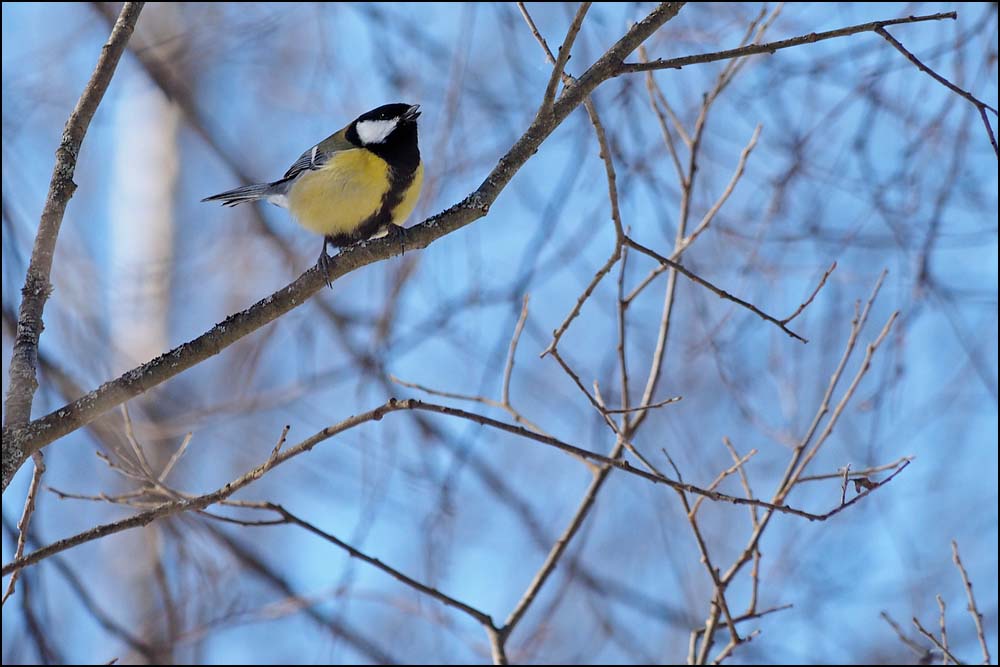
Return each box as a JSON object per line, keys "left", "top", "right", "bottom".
{"left": 384, "top": 224, "right": 406, "bottom": 256}
{"left": 317, "top": 236, "right": 334, "bottom": 289}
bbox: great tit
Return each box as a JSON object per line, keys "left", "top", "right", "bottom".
{"left": 202, "top": 103, "right": 423, "bottom": 286}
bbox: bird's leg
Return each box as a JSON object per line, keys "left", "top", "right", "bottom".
{"left": 383, "top": 224, "right": 406, "bottom": 257}
{"left": 317, "top": 235, "right": 334, "bottom": 289}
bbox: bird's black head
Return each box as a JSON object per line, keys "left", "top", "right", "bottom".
{"left": 346, "top": 103, "right": 420, "bottom": 169}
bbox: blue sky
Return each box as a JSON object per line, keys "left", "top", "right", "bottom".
{"left": 3, "top": 3, "right": 997, "bottom": 664}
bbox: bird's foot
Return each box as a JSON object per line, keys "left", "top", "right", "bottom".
{"left": 384, "top": 224, "right": 406, "bottom": 256}
{"left": 317, "top": 236, "right": 335, "bottom": 289}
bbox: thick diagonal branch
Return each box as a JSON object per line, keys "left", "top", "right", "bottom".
{"left": 1, "top": 3, "right": 686, "bottom": 490}
{"left": 3, "top": 2, "right": 143, "bottom": 471}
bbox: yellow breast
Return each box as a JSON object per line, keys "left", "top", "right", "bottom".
{"left": 287, "top": 149, "right": 390, "bottom": 236}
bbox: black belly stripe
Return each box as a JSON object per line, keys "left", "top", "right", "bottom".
{"left": 327, "top": 163, "right": 417, "bottom": 247}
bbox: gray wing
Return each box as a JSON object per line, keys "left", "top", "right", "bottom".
{"left": 280, "top": 127, "right": 354, "bottom": 182}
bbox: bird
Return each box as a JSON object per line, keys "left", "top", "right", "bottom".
{"left": 202, "top": 103, "right": 423, "bottom": 287}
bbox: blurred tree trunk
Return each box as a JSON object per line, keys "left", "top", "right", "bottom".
{"left": 108, "top": 5, "right": 183, "bottom": 662}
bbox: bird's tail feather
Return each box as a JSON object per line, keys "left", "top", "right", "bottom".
{"left": 201, "top": 183, "right": 274, "bottom": 207}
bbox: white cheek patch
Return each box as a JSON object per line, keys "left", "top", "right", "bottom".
{"left": 356, "top": 119, "right": 398, "bottom": 145}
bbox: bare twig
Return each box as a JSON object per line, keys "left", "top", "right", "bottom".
{"left": 951, "top": 541, "right": 991, "bottom": 664}
{"left": 1, "top": 453, "right": 45, "bottom": 605}
{"left": 776, "top": 270, "right": 888, "bottom": 499}
{"left": 781, "top": 262, "right": 838, "bottom": 325}
{"left": 840, "top": 464, "right": 851, "bottom": 506}
{"left": 601, "top": 395, "right": 681, "bottom": 414}
{"left": 913, "top": 616, "right": 964, "bottom": 665}
{"left": 502, "top": 295, "right": 530, "bottom": 407}
{"left": 616, "top": 242, "right": 631, "bottom": 416}
{"left": 120, "top": 403, "right": 157, "bottom": 482}
{"left": 936, "top": 595, "right": 949, "bottom": 665}
{"left": 392, "top": 376, "right": 496, "bottom": 404}
{"left": 201, "top": 522, "right": 398, "bottom": 663}
{"left": 692, "top": 604, "right": 792, "bottom": 638}
{"left": 269, "top": 424, "right": 291, "bottom": 458}
{"left": 516, "top": 1, "right": 552, "bottom": 60}
{"left": 711, "top": 628, "right": 761, "bottom": 665}
{"left": 797, "top": 456, "right": 913, "bottom": 483}
{"left": 499, "top": 456, "right": 605, "bottom": 642}
{"left": 677, "top": 124, "right": 762, "bottom": 254}
{"left": 625, "top": 16, "right": 770, "bottom": 443}
{"left": 790, "top": 311, "right": 900, "bottom": 482}
{"left": 619, "top": 13, "right": 958, "bottom": 74}
{"left": 640, "top": 44, "right": 685, "bottom": 178}
{"left": 668, "top": 453, "right": 744, "bottom": 663}
{"left": 538, "top": 51, "right": 627, "bottom": 358}
{"left": 393, "top": 310, "right": 548, "bottom": 438}
{"left": 541, "top": 3, "right": 592, "bottom": 110}
{"left": 624, "top": 236, "right": 807, "bottom": 343}
{"left": 250, "top": 503, "right": 496, "bottom": 627}
{"left": 488, "top": 627, "right": 509, "bottom": 666}
{"left": 627, "top": 13, "right": 776, "bottom": 319}
{"left": 689, "top": 449, "right": 759, "bottom": 519}
{"left": 876, "top": 26, "right": 998, "bottom": 157}
{"left": 541, "top": 250, "right": 621, "bottom": 358}
{"left": 158, "top": 433, "right": 193, "bottom": 484}
{"left": 882, "top": 611, "right": 934, "bottom": 660}
{"left": 721, "top": 438, "right": 762, "bottom": 613}
{"left": 584, "top": 99, "right": 625, "bottom": 242}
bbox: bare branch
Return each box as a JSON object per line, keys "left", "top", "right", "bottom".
{"left": 952, "top": 541, "right": 991, "bottom": 664}
{"left": 1, "top": 453, "right": 45, "bottom": 605}
{"left": 797, "top": 456, "right": 914, "bottom": 483}
{"left": 3, "top": 1, "right": 144, "bottom": 469}
{"left": 913, "top": 616, "right": 964, "bottom": 665}
{"left": 876, "top": 26, "right": 998, "bottom": 157}
{"left": 882, "top": 611, "right": 935, "bottom": 660}
{"left": 776, "top": 270, "right": 888, "bottom": 498}
{"left": 502, "top": 295, "right": 530, "bottom": 407}
{"left": 619, "top": 12, "right": 958, "bottom": 74}
{"left": 624, "top": 236, "right": 807, "bottom": 343}
{"left": 158, "top": 432, "right": 193, "bottom": 484}
{"left": 839, "top": 464, "right": 851, "bottom": 507}
{"left": 541, "top": 250, "right": 621, "bottom": 357}
{"left": 790, "top": 311, "right": 900, "bottom": 481}
{"left": 250, "top": 503, "right": 496, "bottom": 628}
{"left": 4, "top": 397, "right": 911, "bottom": 578}
{"left": 937, "top": 595, "right": 950, "bottom": 665}
{"left": 677, "top": 124, "right": 762, "bottom": 254}
{"left": 541, "top": 3, "right": 592, "bottom": 110}
{"left": 781, "top": 261, "right": 837, "bottom": 326}
{"left": 601, "top": 395, "right": 682, "bottom": 414}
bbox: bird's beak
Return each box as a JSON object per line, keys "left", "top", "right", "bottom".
{"left": 404, "top": 104, "right": 421, "bottom": 121}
